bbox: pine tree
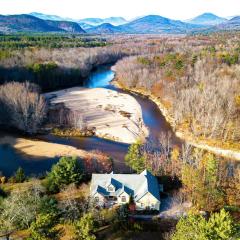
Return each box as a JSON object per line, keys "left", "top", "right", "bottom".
{"left": 29, "top": 213, "right": 61, "bottom": 240}
{"left": 74, "top": 213, "right": 97, "bottom": 240}
{"left": 125, "top": 141, "right": 146, "bottom": 173}
{"left": 172, "top": 209, "right": 237, "bottom": 240}
{"left": 205, "top": 153, "right": 218, "bottom": 186}
{"left": 172, "top": 214, "right": 207, "bottom": 240}
{"left": 15, "top": 167, "right": 25, "bottom": 183}
{"left": 44, "top": 156, "right": 83, "bottom": 193}
{"left": 206, "top": 209, "right": 236, "bottom": 240}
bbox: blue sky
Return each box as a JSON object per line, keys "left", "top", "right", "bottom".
{"left": 0, "top": 0, "right": 239, "bottom": 20}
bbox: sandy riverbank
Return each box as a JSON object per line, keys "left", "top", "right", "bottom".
{"left": 0, "top": 135, "right": 102, "bottom": 160}
{"left": 44, "top": 87, "right": 148, "bottom": 144}
{"left": 0, "top": 135, "right": 113, "bottom": 172}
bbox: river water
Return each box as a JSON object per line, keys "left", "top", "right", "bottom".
{"left": 0, "top": 65, "right": 179, "bottom": 176}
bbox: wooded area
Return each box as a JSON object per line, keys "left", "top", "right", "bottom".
{"left": 114, "top": 33, "right": 240, "bottom": 149}
{"left": 0, "top": 33, "right": 239, "bottom": 240}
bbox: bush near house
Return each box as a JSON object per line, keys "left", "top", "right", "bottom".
{"left": 44, "top": 156, "right": 84, "bottom": 194}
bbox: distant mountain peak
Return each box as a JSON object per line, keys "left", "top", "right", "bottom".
{"left": 119, "top": 14, "right": 203, "bottom": 34}
{"left": 29, "top": 12, "right": 68, "bottom": 21}
{"left": 99, "top": 23, "right": 115, "bottom": 27}
{"left": 105, "top": 17, "right": 126, "bottom": 21}
{"left": 216, "top": 15, "right": 240, "bottom": 30}
{"left": 78, "top": 17, "right": 128, "bottom": 26}
{"left": 0, "top": 14, "right": 85, "bottom": 33}
{"left": 28, "top": 13, "right": 128, "bottom": 29}
{"left": 187, "top": 12, "right": 227, "bottom": 25}
{"left": 87, "top": 22, "right": 124, "bottom": 34}
{"left": 46, "top": 20, "right": 85, "bottom": 33}
{"left": 230, "top": 16, "right": 240, "bottom": 21}
{"left": 200, "top": 12, "right": 219, "bottom": 17}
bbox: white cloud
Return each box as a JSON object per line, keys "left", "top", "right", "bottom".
{"left": 0, "top": 0, "right": 239, "bottom": 20}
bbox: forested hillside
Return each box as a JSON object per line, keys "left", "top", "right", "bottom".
{"left": 114, "top": 33, "right": 240, "bottom": 151}
{"left": 0, "top": 14, "right": 85, "bottom": 33}
{"left": 0, "top": 35, "right": 124, "bottom": 90}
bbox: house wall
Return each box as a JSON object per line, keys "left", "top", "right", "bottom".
{"left": 117, "top": 192, "right": 130, "bottom": 205}
{"left": 136, "top": 192, "right": 160, "bottom": 211}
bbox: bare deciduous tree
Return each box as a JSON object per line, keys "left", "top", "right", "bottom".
{"left": 0, "top": 82, "right": 46, "bottom": 134}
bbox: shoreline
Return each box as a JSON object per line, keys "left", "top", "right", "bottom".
{"left": 0, "top": 135, "right": 113, "bottom": 174}
{"left": 0, "top": 135, "right": 104, "bottom": 160}
{"left": 112, "top": 80, "right": 240, "bottom": 161}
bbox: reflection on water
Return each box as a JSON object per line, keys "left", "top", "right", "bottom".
{"left": 131, "top": 93, "right": 177, "bottom": 142}
{"left": 0, "top": 65, "right": 180, "bottom": 176}
{"left": 39, "top": 135, "right": 130, "bottom": 173}
{"left": 85, "top": 65, "right": 115, "bottom": 89}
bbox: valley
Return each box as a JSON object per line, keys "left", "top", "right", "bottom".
{"left": 0, "top": 9, "right": 239, "bottom": 239}
{"left": 0, "top": 65, "right": 179, "bottom": 176}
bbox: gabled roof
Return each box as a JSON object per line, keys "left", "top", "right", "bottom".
{"left": 135, "top": 170, "right": 160, "bottom": 201}
{"left": 90, "top": 170, "right": 160, "bottom": 202}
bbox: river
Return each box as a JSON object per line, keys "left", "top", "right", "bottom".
{"left": 0, "top": 65, "right": 179, "bottom": 176}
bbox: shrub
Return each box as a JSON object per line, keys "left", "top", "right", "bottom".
{"left": 172, "top": 209, "right": 237, "bottom": 240}
{"left": 0, "top": 187, "right": 6, "bottom": 198}
{"left": 0, "top": 187, "right": 43, "bottom": 230}
{"left": 29, "top": 213, "right": 61, "bottom": 240}
{"left": 0, "top": 176, "right": 6, "bottom": 184}
{"left": 44, "top": 156, "right": 84, "bottom": 193}
{"left": 15, "top": 167, "right": 26, "bottom": 183}
{"left": 74, "top": 213, "right": 98, "bottom": 240}
{"left": 39, "top": 196, "right": 59, "bottom": 216}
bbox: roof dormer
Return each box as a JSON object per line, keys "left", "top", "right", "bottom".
{"left": 106, "top": 177, "right": 122, "bottom": 192}
{"left": 107, "top": 184, "right": 115, "bottom": 192}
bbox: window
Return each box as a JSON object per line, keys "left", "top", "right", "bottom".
{"left": 140, "top": 203, "right": 144, "bottom": 208}
{"left": 121, "top": 196, "right": 127, "bottom": 203}
{"left": 108, "top": 186, "right": 114, "bottom": 192}
{"left": 95, "top": 196, "right": 99, "bottom": 202}
{"left": 108, "top": 196, "right": 117, "bottom": 201}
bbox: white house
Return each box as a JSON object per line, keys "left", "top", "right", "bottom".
{"left": 90, "top": 170, "right": 160, "bottom": 211}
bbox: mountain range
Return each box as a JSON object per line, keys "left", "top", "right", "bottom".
{"left": 0, "top": 12, "right": 239, "bottom": 34}
{"left": 82, "top": 13, "right": 240, "bottom": 34}
{"left": 29, "top": 12, "right": 128, "bottom": 29}
{"left": 117, "top": 15, "right": 204, "bottom": 34}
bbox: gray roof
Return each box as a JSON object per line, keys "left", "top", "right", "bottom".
{"left": 90, "top": 170, "right": 160, "bottom": 201}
